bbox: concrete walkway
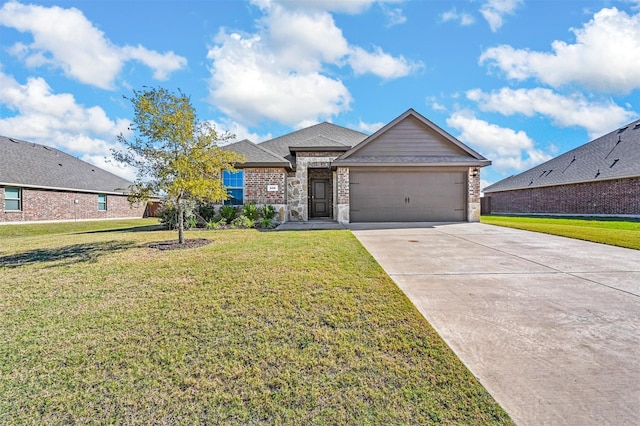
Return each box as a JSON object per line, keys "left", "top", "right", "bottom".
{"left": 350, "top": 222, "right": 640, "bottom": 426}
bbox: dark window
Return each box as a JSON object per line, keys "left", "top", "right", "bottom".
{"left": 98, "top": 194, "right": 107, "bottom": 211}
{"left": 4, "top": 187, "right": 21, "bottom": 211}
{"left": 223, "top": 170, "right": 243, "bottom": 205}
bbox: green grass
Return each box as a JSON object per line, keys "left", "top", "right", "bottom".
{"left": 0, "top": 218, "right": 161, "bottom": 239}
{"left": 0, "top": 220, "right": 512, "bottom": 424}
{"left": 481, "top": 215, "right": 640, "bottom": 250}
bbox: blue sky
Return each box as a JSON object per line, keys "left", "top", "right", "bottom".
{"left": 1, "top": 0, "right": 639, "bottom": 189}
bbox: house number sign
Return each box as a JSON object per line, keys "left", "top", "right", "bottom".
{"left": 267, "top": 185, "right": 278, "bottom": 192}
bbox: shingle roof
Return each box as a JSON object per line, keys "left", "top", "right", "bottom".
{"left": 221, "top": 139, "right": 289, "bottom": 167}
{"left": 258, "top": 122, "right": 368, "bottom": 157}
{"left": 0, "top": 135, "right": 133, "bottom": 194}
{"left": 484, "top": 120, "right": 640, "bottom": 193}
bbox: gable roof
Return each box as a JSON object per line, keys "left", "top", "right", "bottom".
{"left": 221, "top": 139, "right": 289, "bottom": 167}
{"left": 1, "top": 135, "right": 133, "bottom": 194}
{"left": 258, "top": 122, "right": 368, "bottom": 158}
{"left": 484, "top": 119, "right": 640, "bottom": 193}
{"left": 334, "top": 109, "right": 491, "bottom": 167}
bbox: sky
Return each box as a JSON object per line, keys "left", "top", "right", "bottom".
{"left": 1, "top": 0, "right": 639, "bottom": 190}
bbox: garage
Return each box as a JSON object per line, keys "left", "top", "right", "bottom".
{"left": 350, "top": 168, "right": 467, "bottom": 222}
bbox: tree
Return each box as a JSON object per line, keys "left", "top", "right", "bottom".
{"left": 113, "top": 87, "right": 244, "bottom": 244}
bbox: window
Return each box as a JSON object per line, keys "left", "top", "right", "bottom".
{"left": 4, "top": 187, "right": 21, "bottom": 211}
{"left": 98, "top": 194, "right": 107, "bottom": 211}
{"left": 223, "top": 170, "right": 243, "bottom": 205}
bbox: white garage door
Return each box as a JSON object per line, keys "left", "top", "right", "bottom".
{"left": 350, "top": 169, "right": 467, "bottom": 222}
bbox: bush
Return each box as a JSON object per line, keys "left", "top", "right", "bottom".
{"left": 206, "top": 218, "right": 227, "bottom": 230}
{"left": 258, "top": 218, "right": 275, "bottom": 229}
{"left": 219, "top": 205, "right": 238, "bottom": 224}
{"left": 158, "top": 199, "right": 196, "bottom": 230}
{"left": 231, "top": 215, "right": 255, "bottom": 229}
{"left": 198, "top": 204, "right": 217, "bottom": 223}
{"left": 260, "top": 205, "right": 277, "bottom": 220}
{"left": 243, "top": 204, "right": 260, "bottom": 220}
{"left": 185, "top": 216, "right": 198, "bottom": 230}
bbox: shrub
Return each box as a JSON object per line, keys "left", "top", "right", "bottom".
{"left": 198, "top": 204, "right": 217, "bottom": 223}
{"left": 259, "top": 218, "right": 275, "bottom": 229}
{"left": 185, "top": 216, "right": 198, "bottom": 230}
{"left": 158, "top": 199, "right": 196, "bottom": 230}
{"left": 219, "top": 205, "right": 238, "bottom": 224}
{"left": 260, "top": 205, "right": 277, "bottom": 220}
{"left": 206, "top": 218, "right": 227, "bottom": 230}
{"left": 231, "top": 215, "right": 255, "bottom": 229}
{"left": 243, "top": 204, "right": 260, "bottom": 220}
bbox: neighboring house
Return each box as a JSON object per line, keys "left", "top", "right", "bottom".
{"left": 483, "top": 119, "right": 640, "bottom": 217}
{"left": 223, "top": 109, "right": 491, "bottom": 223}
{"left": 1, "top": 136, "right": 147, "bottom": 223}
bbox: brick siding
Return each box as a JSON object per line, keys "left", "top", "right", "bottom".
{"left": 1, "top": 187, "right": 146, "bottom": 222}
{"left": 243, "top": 168, "right": 287, "bottom": 204}
{"left": 487, "top": 177, "right": 640, "bottom": 215}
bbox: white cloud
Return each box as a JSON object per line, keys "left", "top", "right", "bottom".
{"left": 467, "top": 87, "right": 636, "bottom": 137}
{"left": 480, "top": 0, "right": 522, "bottom": 32}
{"left": 356, "top": 120, "right": 384, "bottom": 133}
{"left": 262, "top": 5, "right": 350, "bottom": 73}
{"left": 447, "top": 111, "right": 551, "bottom": 172}
{"left": 207, "top": 119, "right": 273, "bottom": 144}
{"left": 208, "top": 31, "right": 351, "bottom": 128}
{"left": 0, "top": 1, "right": 186, "bottom": 89}
{"left": 441, "top": 8, "right": 475, "bottom": 26}
{"left": 208, "top": 0, "right": 418, "bottom": 127}
{"left": 349, "top": 46, "right": 423, "bottom": 79}
{"left": 381, "top": 5, "right": 407, "bottom": 26}
{"left": 0, "top": 72, "right": 135, "bottom": 180}
{"left": 480, "top": 7, "right": 640, "bottom": 93}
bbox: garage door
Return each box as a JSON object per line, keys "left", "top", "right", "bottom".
{"left": 350, "top": 169, "right": 467, "bottom": 222}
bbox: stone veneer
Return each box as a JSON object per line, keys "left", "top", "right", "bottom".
{"left": 1, "top": 187, "right": 146, "bottom": 223}
{"left": 336, "top": 167, "right": 350, "bottom": 224}
{"left": 287, "top": 152, "right": 344, "bottom": 221}
{"left": 467, "top": 167, "right": 481, "bottom": 222}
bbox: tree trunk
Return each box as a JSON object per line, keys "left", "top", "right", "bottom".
{"left": 177, "top": 199, "right": 185, "bottom": 244}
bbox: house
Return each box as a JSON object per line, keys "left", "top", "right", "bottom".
{"left": 483, "top": 119, "right": 640, "bottom": 217}
{"left": 1, "top": 136, "right": 147, "bottom": 223}
{"left": 222, "top": 109, "right": 491, "bottom": 223}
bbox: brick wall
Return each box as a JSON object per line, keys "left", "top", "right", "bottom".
{"left": 336, "top": 167, "right": 349, "bottom": 205}
{"left": 243, "top": 168, "right": 287, "bottom": 204}
{"left": 488, "top": 177, "right": 640, "bottom": 215}
{"left": 1, "top": 187, "right": 147, "bottom": 223}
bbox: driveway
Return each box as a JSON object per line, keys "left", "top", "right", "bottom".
{"left": 350, "top": 222, "right": 640, "bottom": 426}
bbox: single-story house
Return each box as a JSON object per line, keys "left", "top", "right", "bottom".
{"left": 483, "top": 119, "right": 640, "bottom": 217}
{"left": 1, "top": 135, "right": 147, "bottom": 223}
{"left": 223, "top": 108, "right": 491, "bottom": 223}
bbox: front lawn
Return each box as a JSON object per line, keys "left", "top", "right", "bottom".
{"left": 0, "top": 221, "right": 512, "bottom": 424}
{"left": 481, "top": 215, "right": 640, "bottom": 250}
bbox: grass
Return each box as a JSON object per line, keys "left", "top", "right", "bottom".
{"left": 0, "top": 220, "right": 512, "bottom": 425}
{"left": 481, "top": 215, "right": 640, "bottom": 250}
{"left": 0, "top": 217, "right": 161, "bottom": 239}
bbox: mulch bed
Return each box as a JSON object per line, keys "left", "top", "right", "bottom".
{"left": 146, "top": 238, "right": 212, "bottom": 251}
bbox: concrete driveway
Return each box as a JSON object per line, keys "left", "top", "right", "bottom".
{"left": 350, "top": 222, "right": 640, "bottom": 426}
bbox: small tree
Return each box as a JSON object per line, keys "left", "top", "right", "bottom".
{"left": 113, "top": 87, "right": 244, "bottom": 243}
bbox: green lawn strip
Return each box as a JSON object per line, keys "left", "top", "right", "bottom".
{"left": 0, "top": 227, "right": 512, "bottom": 424}
{"left": 481, "top": 215, "right": 640, "bottom": 250}
{"left": 0, "top": 218, "right": 160, "bottom": 239}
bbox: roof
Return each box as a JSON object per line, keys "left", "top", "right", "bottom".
{"left": 484, "top": 119, "right": 640, "bottom": 193}
{"left": 258, "top": 122, "right": 368, "bottom": 158}
{"left": 0, "top": 135, "right": 134, "bottom": 194}
{"left": 221, "top": 139, "right": 289, "bottom": 167}
{"left": 334, "top": 109, "right": 491, "bottom": 167}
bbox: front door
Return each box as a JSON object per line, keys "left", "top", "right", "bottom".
{"left": 310, "top": 179, "right": 330, "bottom": 218}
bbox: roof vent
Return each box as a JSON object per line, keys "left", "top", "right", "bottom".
{"left": 595, "top": 169, "right": 600, "bottom": 178}
{"left": 547, "top": 169, "right": 553, "bottom": 176}
{"left": 43, "top": 146, "right": 51, "bottom": 151}
{"left": 58, "top": 163, "right": 63, "bottom": 167}
{"left": 528, "top": 180, "right": 534, "bottom": 186}
{"left": 617, "top": 127, "right": 628, "bottom": 134}
{"left": 9, "top": 138, "right": 19, "bottom": 144}
{"left": 539, "top": 170, "right": 547, "bottom": 177}
{"left": 634, "top": 123, "right": 640, "bottom": 130}
{"left": 610, "top": 159, "right": 619, "bottom": 168}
